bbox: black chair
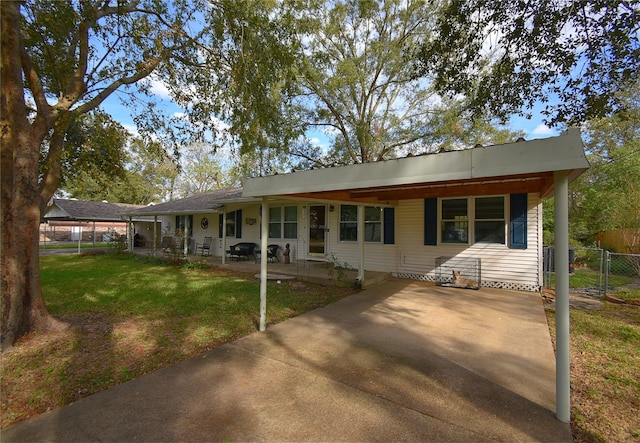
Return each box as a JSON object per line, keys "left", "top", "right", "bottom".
{"left": 267, "top": 244, "right": 280, "bottom": 262}
{"left": 196, "top": 236, "right": 213, "bottom": 256}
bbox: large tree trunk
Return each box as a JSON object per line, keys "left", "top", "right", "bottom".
{"left": 1, "top": 1, "right": 67, "bottom": 351}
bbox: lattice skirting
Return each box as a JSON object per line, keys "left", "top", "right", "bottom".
{"left": 392, "top": 272, "right": 540, "bottom": 292}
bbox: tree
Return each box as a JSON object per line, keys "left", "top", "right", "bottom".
{"left": 569, "top": 83, "right": 640, "bottom": 247}
{"left": 1, "top": 0, "right": 208, "bottom": 350}
{"left": 417, "top": 0, "right": 640, "bottom": 126}
{"left": 64, "top": 136, "right": 180, "bottom": 204}
{"left": 52, "top": 110, "right": 130, "bottom": 198}
{"left": 172, "top": 143, "right": 241, "bottom": 198}
{"left": 285, "top": 0, "right": 521, "bottom": 166}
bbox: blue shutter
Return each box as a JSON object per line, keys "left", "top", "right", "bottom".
{"left": 510, "top": 194, "right": 528, "bottom": 249}
{"left": 383, "top": 207, "right": 395, "bottom": 244}
{"left": 236, "top": 209, "right": 242, "bottom": 238}
{"left": 219, "top": 214, "right": 224, "bottom": 238}
{"left": 424, "top": 198, "right": 437, "bottom": 245}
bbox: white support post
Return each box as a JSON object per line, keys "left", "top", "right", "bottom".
{"left": 153, "top": 216, "right": 158, "bottom": 256}
{"left": 128, "top": 217, "right": 134, "bottom": 252}
{"left": 77, "top": 221, "right": 82, "bottom": 254}
{"left": 222, "top": 211, "right": 227, "bottom": 265}
{"left": 357, "top": 204, "right": 365, "bottom": 282}
{"left": 554, "top": 170, "right": 571, "bottom": 423}
{"left": 259, "top": 197, "right": 269, "bottom": 332}
{"left": 184, "top": 216, "right": 190, "bottom": 256}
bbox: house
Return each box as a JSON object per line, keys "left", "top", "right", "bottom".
{"left": 123, "top": 128, "right": 588, "bottom": 423}
{"left": 126, "top": 129, "right": 588, "bottom": 292}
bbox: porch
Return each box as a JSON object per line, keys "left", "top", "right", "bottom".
{"left": 135, "top": 247, "right": 391, "bottom": 288}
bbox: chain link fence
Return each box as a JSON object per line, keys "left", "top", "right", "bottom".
{"left": 543, "top": 247, "right": 640, "bottom": 296}
{"left": 605, "top": 252, "right": 640, "bottom": 296}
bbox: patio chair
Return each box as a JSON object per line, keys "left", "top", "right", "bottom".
{"left": 196, "top": 236, "right": 212, "bottom": 256}
{"left": 267, "top": 244, "right": 280, "bottom": 262}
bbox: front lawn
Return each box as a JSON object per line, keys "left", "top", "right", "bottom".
{"left": 547, "top": 300, "right": 640, "bottom": 442}
{"left": 1, "top": 254, "right": 354, "bottom": 428}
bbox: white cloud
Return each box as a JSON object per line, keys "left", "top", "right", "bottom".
{"left": 531, "top": 124, "right": 554, "bottom": 136}
{"left": 149, "top": 78, "right": 171, "bottom": 100}
{"left": 122, "top": 123, "right": 139, "bottom": 137}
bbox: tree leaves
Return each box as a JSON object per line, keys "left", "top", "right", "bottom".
{"left": 417, "top": 0, "right": 640, "bottom": 126}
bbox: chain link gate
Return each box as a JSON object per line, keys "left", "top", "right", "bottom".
{"left": 543, "top": 246, "right": 605, "bottom": 295}
{"left": 604, "top": 252, "right": 640, "bottom": 296}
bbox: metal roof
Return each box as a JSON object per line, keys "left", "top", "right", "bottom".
{"left": 44, "top": 199, "right": 150, "bottom": 222}
{"left": 242, "top": 128, "right": 589, "bottom": 203}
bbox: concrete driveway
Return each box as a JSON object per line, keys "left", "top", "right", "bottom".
{"left": 2, "top": 280, "right": 571, "bottom": 442}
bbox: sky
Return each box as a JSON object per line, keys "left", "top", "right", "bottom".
{"left": 101, "top": 77, "right": 560, "bottom": 155}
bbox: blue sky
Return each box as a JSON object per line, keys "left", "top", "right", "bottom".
{"left": 102, "top": 79, "right": 560, "bottom": 154}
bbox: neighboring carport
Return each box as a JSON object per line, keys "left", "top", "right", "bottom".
{"left": 43, "top": 199, "right": 152, "bottom": 252}
{"left": 242, "top": 128, "right": 589, "bottom": 423}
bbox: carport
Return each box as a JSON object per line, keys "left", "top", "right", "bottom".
{"left": 243, "top": 128, "right": 589, "bottom": 422}
{"left": 42, "top": 199, "right": 153, "bottom": 252}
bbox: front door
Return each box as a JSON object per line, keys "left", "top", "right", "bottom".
{"left": 308, "top": 205, "right": 327, "bottom": 255}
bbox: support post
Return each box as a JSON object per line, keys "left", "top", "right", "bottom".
{"left": 77, "top": 221, "right": 82, "bottom": 254}
{"left": 222, "top": 211, "right": 227, "bottom": 265}
{"left": 554, "top": 170, "right": 571, "bottom": 423}
{"left": 259, "top": 198, "right": 269, "bottom": 332}
{"left": 153, "top": 216, "right": 158, "bottom": 256}
{"left": 357, "top": 204, "right": 365, "bottom": 282}
{"left": 128, "top": 217, "right": 134, "bottom": 252}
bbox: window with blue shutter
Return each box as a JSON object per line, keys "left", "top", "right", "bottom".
{"left": 509, "top": 193, "right": 528, "bottom": 249}
{"left": 383, "top": 207, "right": 395, "bottom": 244}
{"left": 424, "top": 198, "right": 437, "bottom": 245}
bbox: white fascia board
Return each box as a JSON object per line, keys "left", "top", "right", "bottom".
{"left": 471, "top": 128, "right": 588, "bottom": 179}
{"left": 242, "top": 128, "right": 588, "bottom": 198}
{"left": 243, "top": 150, "right": 472, "bottom": 197}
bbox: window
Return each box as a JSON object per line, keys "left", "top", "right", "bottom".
{"left": 283, "top": 206, "right": 298, "bottom": 238}
{"left": 340, "top": 205, "right": 383, "bottom": 242}
{"left": 175, "top": 215, "right": 194, "bottom": 236}
{"left": 475, "top": 196, "right": 505, "bottom": 244}
{"left": 268, "top": 206, "right": 298, "bottom": 239}
{"left": 441, "top": 198, "right": 468, "bottom": 243}
{"left": 364, "top": 206, "right": 382, "bottom": 242}
{"left": 340, "top": 205, "right": 358, "bottom": 241}
{"left": 268, "top": 207, "right": 281, "bottom": 238}
{"left": 226, "top": 210, "right": 237, "bottom": 237}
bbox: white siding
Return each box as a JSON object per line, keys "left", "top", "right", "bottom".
{"left": 393, "top": 195, "right": 541, "bottom": 291}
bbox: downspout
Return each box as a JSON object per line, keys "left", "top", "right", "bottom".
{"left": 357, "top": 204, "right": 365, "bottom": 282}
{"left": 554, "top": 170, "right": 571, "bottom": 423}
{"left": 259, "top": 197, "right": 268, "bottom": 331}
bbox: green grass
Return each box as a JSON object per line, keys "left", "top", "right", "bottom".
{"left": 40, "top": 254, "right": 338, "bottom": 321}
{"left": 547, "top": 303, "right": 640, "bottom": 442}
{"left": 39, "top": 242, "right": 113, "bottom": 249}
{"left": 548, "top": 267, "right": 634, "bottom": 289}
{"left": 2, "top": 254, "right": 353, "bottom": 428}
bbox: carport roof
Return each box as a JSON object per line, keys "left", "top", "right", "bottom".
{"left": 44, "top": 199, "right": 150, "bottom": 222}
{"left": 242, "top": 128, "right": 589, "bottom": 204}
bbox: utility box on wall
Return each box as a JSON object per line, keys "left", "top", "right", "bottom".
{"left": 435, "top": 257, "right": 481, "bottom": 289}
